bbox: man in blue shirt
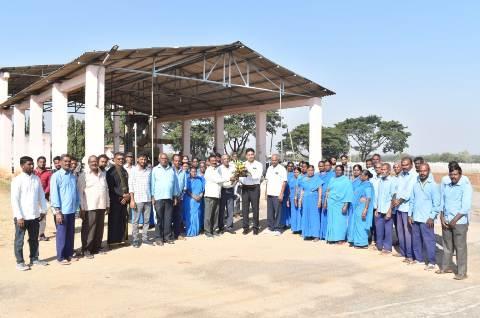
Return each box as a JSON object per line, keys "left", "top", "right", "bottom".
{"left": 437, "top": 163, "right": 472, "bottom": 280}
{"left": 172, "top": 154, "right": 187, "bottom": 240}
{"left": 50, "top": 154, "right": 80, "bottom": 265}
{"left": 392, "top": 157, "right": 418, "bottom": 263}
{"left": 408, "top": 163, "right": 440, "bottom": 270}
{"left": 375, "top": 163, "right": 396, "bottom": 254}
{"left": 151, "top": 153, "right": 180, "bottom": 246}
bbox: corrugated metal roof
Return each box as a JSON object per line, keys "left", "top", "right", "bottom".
{"left": 1, "top": 41, "right": 335, "bottom": 118}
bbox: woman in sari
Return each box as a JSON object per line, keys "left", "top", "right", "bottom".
{"left": 320, "top": 160, "right": 335, "bottom": 240}
{"left": 288, "top": 167, "right": 302, "bottom": 234}
{"left": 183, "top": 167, "right": 205, "bottom": 237}
{"left": 347, "top": 164, "right": 363, "bottom": 242}
{"left": 298, "top": 165, "right": 323, "bottom": 241}
{"left": 324, "top": 165, "right": 354, "bottom": 244}
{"left": 349, "top": 170, "right": 374, "bottom": 248}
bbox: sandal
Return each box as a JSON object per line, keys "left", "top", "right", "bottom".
{"left": 435, "top": 269, "right": 453, "bottom": 274}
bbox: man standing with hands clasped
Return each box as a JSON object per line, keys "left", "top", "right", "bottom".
{"left": 265, "top": 154, "right": 287, "bottom": 236}
{"left": 11, "top": 156, "right": 48, "bottom": 271}
{"left": 408, "top": 163, "right": 440, "bottom": 270}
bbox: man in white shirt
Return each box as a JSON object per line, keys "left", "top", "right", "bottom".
{"left": 11, "top": 156, "right": 48, "bottom": 271}
{"left": 219, "top": 154, "right": 237, "bottom": 234}
{"left": 265, "top": 154, "right": 287, "bottom": 235}
{"left": 239, "top": 148, "right": 263, "bottom": 235}
{"left": 128, "top": 154, "right": 152, "bottom": 248}
{"left": 78, "top": 155, "right": 110, "bottom": 258}
{"left": 204, "top": 155, "right": 231, "bottom": 237}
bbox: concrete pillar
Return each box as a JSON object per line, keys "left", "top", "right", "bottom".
{"left": 51, "top": 83, "right": 68, "bottom": 158}
{"left": 85, "top": 65, "right": 105, "bottom": 157}
{"left": 0, "top": 72, "right": 12, "bottom": 173}
{"left": 182, "top": 120, "right": 191, "bottom": 157}
{"left": 113, "top": 111, "right": 120, "bottom": 152}
{"left": 13, "top": 106, "right": 26, "bottom": 172}
{"left": 155, "top": 119, "right": 163, "bottom": 153}
{"left": 214, "top": 114, "right": 224, "bottom": 155}
{"left": 255, "top": 111, "right": 267, "bottom": 167}
{"left": 0, "top": 109, "right": 13, "bottom": 174}
{"left": 309, "top": 100, "right": 322, "bottom": 169}
{"left": 29, "top": 96, "right": 44, "bottom": 162}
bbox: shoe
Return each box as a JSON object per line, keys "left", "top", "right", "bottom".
{"left": 58, "top": 259, "right": 71, "bottom": 265}
{"left": 205, "top": 233, "right": 214, "bottom": 238}
{"left": 16, "top": 263, "right": 30, "bottom": 271}
{"left": 454, "top": 274, "right": 467, "bottom": 280}
{"left": 177, "top": 235, "right": 186, "bottom": 241}
{"left": 225, "top": 228, "right": 236, "bottom": 234}
{"left": 132, "top": 242, "right": 140, "bottom": 248}
{"left": 253, "top": 228, "right": 259, "bottom": 235}
{"left": 155, "top": 240, "right": 164, "bottom": 246}
{"left": 84, "top": 251, "right": 95, "bottom": 258}
{"left": 215, "top": 229, "right": 223, "bottom": 236}
{"left": 408, "top": 260, "right": 421, "bottom": 265}
{"left": 30, "top": 259, "right": 49, "bottom": 266}
{"left": 39, "top": 234, "right": 49, "bottom": 241}
{"left": 273, "top": 231, "right": 282, "bottom": 236}
{"left": 424, "top": 264, "right": 436, "bottom": 271}
{"left": 242, "top": 228, "right": 249, "bottom": 235}
{"left": 435, "top": 268, "right": 453, "bottom": 274}
{"left": 166, "top": 239, "right": 175, "bottom": 244}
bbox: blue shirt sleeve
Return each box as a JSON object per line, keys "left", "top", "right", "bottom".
{"left": 460, "top": 183, "right": 473, "bottom": 216}
{"left": 408, "top": 184, "right": 416, "bottom": 217}
{"left": 50, "top": 173, "right": 60, "bottom": 209}
{"left": 430, "top": 183, "right": 441, "bottom": 219}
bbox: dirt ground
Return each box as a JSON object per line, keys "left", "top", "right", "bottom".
{"left": 1, "top": 180, "right": 479, "bottom": 318}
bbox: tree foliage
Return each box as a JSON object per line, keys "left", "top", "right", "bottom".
{"left": 336, "top": 115, "right": 411, "bottom": 161}
{"left": 276, "top": 124, "right": 349, "bottom": 159}
{"left": 67, "top": 116, "right": 85, "bottom": 160}
{"left": 164, "top": 119, "right": 214, "bottom": 159}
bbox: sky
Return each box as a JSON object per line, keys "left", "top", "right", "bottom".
{"left": 2, "top": 1, "right": 479, "bottom": 155}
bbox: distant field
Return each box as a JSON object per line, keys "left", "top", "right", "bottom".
{"left": 433, "top": 173, "right": 480, "bottom": 192}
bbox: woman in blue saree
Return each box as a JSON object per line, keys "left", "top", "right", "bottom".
{"left": 349, "top": 169, "right": 374, "bottom": 248}
{"left": 320, "top": 160, "right": 335, "bottom": 240}
{"left": 288, "top": 167, "right": 302, "bottom": 233}
{"left": 325, "top": 165, "right": 354, "bottom": 244}
{"left": 347, "top": 164, "right": 363, "bottom": 243}
{"left": 183, "top": 167, "right": 205, "bottom": 237}
{"left": 298, "top": 165, "right": 323, "bottom": 241}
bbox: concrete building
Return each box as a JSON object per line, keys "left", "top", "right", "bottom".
{"left": 0, "top": 41, "right": 334, "bottom": 174}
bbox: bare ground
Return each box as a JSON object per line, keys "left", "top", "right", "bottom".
{"left": 0, "top": 180, "right": 479, "bottom": 318}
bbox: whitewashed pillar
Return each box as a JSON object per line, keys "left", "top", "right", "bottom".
{"left": 85, "top": 65, "right": 105, "bottom": 157}
{"left": 29, "top": 96, "right": 44, "bottom": 162}
{"left": 255, "top": 111, "right": 267, "bottom": 167}
{"left": 309, "top": 99, "right": 323, "bottom": 169}
{"left": 0, "top": 72, "right": 12, "bottom": 173}
{"left": 155, "top": 119, "right": 163, "bottom": 153}
{"left": 51, "top": 83, "right": 68, "bottom": 158}
{"left": 182, "top": 119, "right": 191, "bottom": 157}
{"left": 214, "top": 114, "right": 224, "bottom": 155}
{"left": 13, "top": 106, "right": 26, "bottom": 172}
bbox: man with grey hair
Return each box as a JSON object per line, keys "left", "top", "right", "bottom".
{"left": 265, "top": 154, "right": 287, "bottom": 235}
{"left": 219, "top": 154, "right": 236, "bottom": 234}
{"left": 78, "top": 155, "right": 110, "bottom": 258}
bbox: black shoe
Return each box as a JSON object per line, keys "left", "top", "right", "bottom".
{"left": 242, "top": 228, "right": 249, "bottom": 235}
{"left": 205, "top": 233, "right": 214, "bottom": 238}
{"left": 226, "top": 228, "right": 236, "bottom": 234}
{"left": 253, "top": 228, "right": 259, "bottom": 235}
{"left": 166, "top": 239, "right": 175, "bottom": 244}
{"left": 155, "top": 240, "right": 164, "bottom": 246}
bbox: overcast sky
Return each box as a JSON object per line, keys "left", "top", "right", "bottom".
{"left": 2, "top": 1, "right": 479, "bottom": 155}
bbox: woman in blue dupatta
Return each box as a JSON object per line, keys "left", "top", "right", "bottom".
{"left": 288, "top": 167, "right": 302, "bottom": 233}
{"left": 325, "top": 165, "right": 354, "bottom": 244}
{"left": 299, "top": 165, "right": 323, "bottom": 241}
{"left": 320, "top": 160, "right": 335, "bottom": 240}
{"left": 347, "top": 164, "right": 363, "bottom": 243}
{"left": 280, "top": 163, "right": 294, "bottom": 228}
{"left": 349, "top": 169, "right": 374, "bottom": 248}
{"left": 183, "top": 167, "right": 205, "bottom": 237}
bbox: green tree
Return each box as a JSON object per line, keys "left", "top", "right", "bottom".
{"left": 164, "top": 119, "right": 214, "bottom": 159}
{"left": 336, "top": 115, "right": 411, "bottom": 161}
{"left": 224, "top": 111, "right": 284, "bottom": 156}
{"left": 67, "top": 116, "right": 85, "bottom": 160}
{"left": 277, "top": 124, "right": 349, "bottom": 159}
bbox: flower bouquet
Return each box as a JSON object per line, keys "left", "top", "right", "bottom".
{"left": 233, "top": 160, "right": 250, "bottom": 179}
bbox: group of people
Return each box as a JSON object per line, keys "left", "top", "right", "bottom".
{"left": 11, "top": 150, "right": 473, "bottom": 280}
